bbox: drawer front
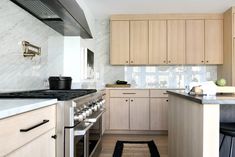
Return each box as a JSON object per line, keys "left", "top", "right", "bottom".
{"left": 0, "top": 105, "right": 56, "bottom": 156}
{"left": 150, "top": 90, "right": 168, "bottom": 98}
{"left": 110, "top": 89, "right": 149, "bottom": 98}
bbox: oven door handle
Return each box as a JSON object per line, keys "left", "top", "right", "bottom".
{"left": 85, "top": 109, "right": 105, "bottom": 123}
{"left": 74, "top": 122, "right": 93, "bottom": 136}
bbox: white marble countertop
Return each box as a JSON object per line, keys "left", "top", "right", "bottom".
{"left": 0, "top": 99, "right": 57, "bottom": 120}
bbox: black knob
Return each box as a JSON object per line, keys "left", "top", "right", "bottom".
{"left": 166, "top": 100, "right": 168, "bottom": 102}
{"left": 51, "top": 135, "right": 57, "bottom": 139}
{"left": 131, "top": 100, "right": 133, "bottom": 102}
{"left": 201, "top": 61, "right": 204, "bottom": 63}
{"left": 125, "top": 99, "right": 128, "bottom": 102}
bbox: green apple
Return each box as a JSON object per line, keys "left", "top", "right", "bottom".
{"left": 216, "top": 78, "right": 226, "bottom": 86}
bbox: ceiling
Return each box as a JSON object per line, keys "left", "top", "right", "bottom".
{"left": 84, "top": 0, "right": 235, "bottom": 18}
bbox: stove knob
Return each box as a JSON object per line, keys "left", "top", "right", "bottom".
{"left": 74, "top": 114, "right": 83, "bottom": 122}
{"left": 94, "top": 105, "right": 98, "bottom": 111}
{"left": 86, "top": 110, "right": 90, "bottom": 117}
{"left": 82, "top": 111, "right": 87, "bottom": 119}
{"left": 88, "top": 108, "right": 92, "bottom": 115}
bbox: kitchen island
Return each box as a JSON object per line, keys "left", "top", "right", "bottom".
{"left": 167, "top": 90, "right": 235, "bottom": 157}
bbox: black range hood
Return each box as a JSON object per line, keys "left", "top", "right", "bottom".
{"left": 10, "top": 0, "right": 93, "bottom": 38}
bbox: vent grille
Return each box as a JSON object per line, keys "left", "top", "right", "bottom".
{"left": 15, "top": 0, "right": 60, "bottom": 19}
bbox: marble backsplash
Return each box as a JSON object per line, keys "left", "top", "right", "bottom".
{"left": 124, "top": 66, "right": 217, "bottom": 88}
{"left": 0, "top": 0, "right": 64, "bottom": 92}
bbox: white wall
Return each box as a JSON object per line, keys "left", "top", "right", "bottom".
{"left": 0, "top": 0, "right": 64, "bottom": 92}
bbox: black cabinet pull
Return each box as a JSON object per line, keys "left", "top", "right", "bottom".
{"left": 166, "top": 100, "right": 169, "bottom": 102}
{"left": 20, "top": 120, "right": 49, "bottom": 132}
{"left": 51, "top": 135, "right": 57, "bottom": 139}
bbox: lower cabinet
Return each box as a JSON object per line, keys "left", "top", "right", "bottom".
{"left": 0, "top": 105, "right": 56, "bottom": 157}
{"left": 7, "top": 129, "right": 55, "bottom": 157}
{"left": 109, "top": 97, "right": 150, "bottom": 130}
{"left": 130, "top": 98, "right": 150, "bottom": 130}
{"left": 150, "top": 98, "right": 168, "bottom": 130}
{"left": 110, "top": 98, "right": 129, "bottom": 130}
{"left": 107, "top": 89, "right": 168, "bottom": 132}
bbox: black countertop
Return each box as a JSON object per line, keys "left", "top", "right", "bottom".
{"left": 0, "top": 89, "right": 97, "bottom": 101}
{"left": 167, "top": 90, "right": 235, "bottom": 104}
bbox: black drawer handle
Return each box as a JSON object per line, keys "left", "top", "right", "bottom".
{"left": 123, "top": 93, "right": 136, "bottom": 94}
{"left": 20, "top": 120, "right": 49, "bottom": 132}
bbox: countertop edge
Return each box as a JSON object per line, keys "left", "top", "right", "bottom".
{"left": 167, "top": 90, "right": 203, "bottom": 104}
{"left": 0, "top": 99, "right": 57, "bottom": 120}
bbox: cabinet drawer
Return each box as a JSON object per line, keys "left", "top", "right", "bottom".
{"left": 0, "top": 105, "right": 56, "bottom": 156}
{"left": 150, "top": 90, "right": 168, "bottom": 98}
{"left": 110, "top": 90, "right": 149, "bottom": 98}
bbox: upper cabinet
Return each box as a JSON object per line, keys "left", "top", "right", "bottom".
{"left": 233, "top": 14, "right": 235, "bottom": 37}
{"left": 205, "top": 20, "right": 223, "bottom": 64}
{"left": 149, "top": 20, "right": 167, "bottom": 64}
{"left": 130, "top": 21, "right": 149, "bottom": 65}
{"left": 110, "top": 21, "right": 130, "bottom": 65}
{"left": 186, "top": 20, "right": 205, "bottom": 64}
{"left": 110, "top": 14, "right": 223, "bottom": 65}
{"left": 167, "top": 20, "right": 186, "bottom": 64}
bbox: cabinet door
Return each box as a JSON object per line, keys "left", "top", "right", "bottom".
{"left": 130, "top": 20, "right": 149, "bottom": 65}
{"left": 186, "top": 20, "right": 205, "bottom": 64}
{"left": 167, "top": 20, "right": 186, "bottom": 64}
{"left": 150, "top": 98, "right": 168, "bottom": 130}
{"left": 7, "top": 129, "right": 55, "bottom": 157}
{"left": 110, "top": 98, "right": 129, "bottom": 130}
{"left": 149, "top": 20, "right": 167, "bottom": 64}
{"left": 233, "top": 14, "right": 235, "bottom": 37}
{"left": 110, "top": 21, "right": 130, "bottom": 65}
{"left": 205, "top": 20, "right": 223, "bottom": 64}
{"left": 130, "top": 98, "right": 150, "bottom": 130}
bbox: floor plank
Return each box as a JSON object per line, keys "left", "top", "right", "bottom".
{"left": 98, "top": 134, "right": 168, "bottom": 157}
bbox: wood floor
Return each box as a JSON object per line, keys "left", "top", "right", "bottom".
{"left": 98, "top": 134, "right": 168, "bottom": 157}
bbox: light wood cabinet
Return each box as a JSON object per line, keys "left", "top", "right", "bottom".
{"left": 186, "top": 20, "right": 205, "bottom": 64}
{"left": 167, "top": 20, "right": 186, "bottom": 64}
{"left": 149, "top": 20, "right": 167, "bottom": 64}
{"left": 150, "top": 98, "right": 168, "bottom": 130}
{"left": 217, "top": 8, "right": 233, "bottom": 85}
{"left": 7, "top": 129, "right": 55, "bottom": 157}
{"left": 0, "top": 105, "right": 56, "bottom": 157}
{"left": 110, "top": 14, "right": 223, "bottom": 65}
{"left": 205, "top": 20, "right": 223, "bottom": 64}
{"left": 233, "top": 14, "right": 235, "bottom": 37}
{"left": 106, "top": 89, "right": 168, "bottom": 132}
{"left": 130, "top": 21, "right": 149, "bottom": 65}
{"left": 110, "top": 21, "right": 130, "bottom": 65}
{"left": 109, "top": 89, "right": 149, "bottom": 98}
{"left": 110, "top": 98, "right": 129, "bottom": 130}
{"left": 130, "top": 98, "right": 150, "bottom": 130}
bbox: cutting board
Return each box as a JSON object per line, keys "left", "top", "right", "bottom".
{"left": 105, "top": 84, "right": 131, "bottom": 88}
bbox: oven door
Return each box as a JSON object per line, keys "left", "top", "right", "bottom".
{"left": 86, "top": 110, "right": 105, "bottom": 157}
{"left": 74, "top": 122, "right": 93, "bottom": 157}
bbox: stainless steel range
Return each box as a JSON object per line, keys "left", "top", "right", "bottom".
{"left": 0, "top": 89, "right": 106, "bottom": 157}
{"left": 62, "top": 91, "right": 105, "bottom": 157}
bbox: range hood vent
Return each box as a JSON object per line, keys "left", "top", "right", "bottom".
{"left": 11, "top": 0, "right": 93, "bottom": 38}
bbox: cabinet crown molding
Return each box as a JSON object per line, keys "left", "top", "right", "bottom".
{"left": 110, "top": 13, "right": 223, "bottom": 21}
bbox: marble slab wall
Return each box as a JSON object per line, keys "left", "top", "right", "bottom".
{"left": 0, "top": 0, "right": 64, "bottom": 92}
